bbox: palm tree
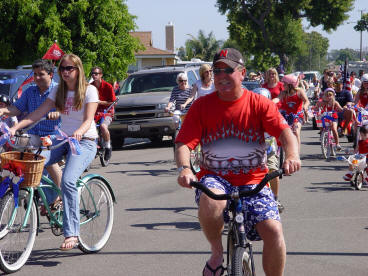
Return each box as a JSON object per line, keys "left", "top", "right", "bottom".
{"left": 184, "top": 30, "right": 223, "bottom": 61}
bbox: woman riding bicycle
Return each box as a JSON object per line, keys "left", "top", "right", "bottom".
{"left": 181, "top": 63, "right": 215, "bottom": 109}
{"left": 8, "top": 53, "right": 98, "bottom": 251}
{"left": 165, "top": 72, "right": 192, "bottom": 114}
{"left": 275, "top": 74, "right": 309, "bottom": 153}
{"left": 314, "top": 88, "right": 343, "bottom": 150}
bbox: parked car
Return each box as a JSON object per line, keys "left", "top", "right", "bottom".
{"left": 0, "top": 65, "right": 59, "bottom": 101}
{"left": 109, "top": 63, "right": 206, "bottom": 148}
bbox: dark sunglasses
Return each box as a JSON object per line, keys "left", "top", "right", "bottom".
{"left": 60, "top": 66, "right": 77, "bottom": 72}
{"left": 91, "top": 72, "right": 101, "bottom": 76}
{"left": 213, "top": 68, "right": 235, "bottom": 75}
{"left": 178, "top": 79, "right": 187, "bottom": 82}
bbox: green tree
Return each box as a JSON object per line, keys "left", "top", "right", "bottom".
{"left": 293, "top": 31, "right": 329, "bottom": 72}
{"left": 184, "top": 30, "right": 223, "bottom": 61}
{"left": 354, "top": 13, "right": 368, "bottom": 32}
{"left": 216, "top": 0, "right": 354, "bottom": 71}
{"left": 0, "top": 0, "right": 143, "bottom": 82}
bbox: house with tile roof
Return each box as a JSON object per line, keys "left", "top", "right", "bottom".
{"left": 129, "top": 23, "right": 177, "bottom": 72}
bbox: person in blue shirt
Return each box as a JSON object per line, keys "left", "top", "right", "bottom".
{"left": 334, "top": 78, "right": 354, "bottom": 134}
{"left": 0, "top": 59, "right": 62, "bottom": 212}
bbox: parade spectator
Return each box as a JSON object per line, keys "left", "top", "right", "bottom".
{"left": 262, "top": 68, "right": 284, "bottom": 99}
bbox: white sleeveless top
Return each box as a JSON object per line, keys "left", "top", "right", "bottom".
{"left": 195, "top": 80, "right": 215, "bottom": 99}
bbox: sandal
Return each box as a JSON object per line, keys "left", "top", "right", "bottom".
{"left": 202, "top": 261, "right": 225, "bottom": 276}
{"left": 50, "top": 197, "right": 62, "bottom": 210}
{"left": 60, "top": 237, "right": 79, "bottom": 251}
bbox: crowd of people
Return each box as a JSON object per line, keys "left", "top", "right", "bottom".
{"left": 1, "top": 47, "right": 367, "bottom": 274}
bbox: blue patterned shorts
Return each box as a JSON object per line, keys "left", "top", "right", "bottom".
{"left": 195, "top": 175, "right": 280, "bottom": 241}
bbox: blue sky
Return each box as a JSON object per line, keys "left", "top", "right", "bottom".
{"left": 126, "top": 0, "right": 368, "bottom": 52}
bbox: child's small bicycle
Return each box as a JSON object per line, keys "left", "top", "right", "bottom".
{"left": 338, "top": 153, "right": 367, "bottom": 190}
{"left": 316, "top": 111, "right": 338, "bottom": 159}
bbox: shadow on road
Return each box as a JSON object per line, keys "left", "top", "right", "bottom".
{"left": 131, "top": 221, "right": 200, "bottom": 231}
{"left": 301, "top": 165, "right": 346, "bottom": 171}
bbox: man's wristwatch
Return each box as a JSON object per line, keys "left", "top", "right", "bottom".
{"left": 177, "top": 165, "right": 190, "bottom": 173}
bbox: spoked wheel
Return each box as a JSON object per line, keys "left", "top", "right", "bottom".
{"left": 232, "top": 246, "right": 255, "bottom": 276}
{"left": 0, "top": 190, "right": 37, "bottom": 273}
{"left": 190, "top": 145, "right": 201, "bottom": 174}
{"left": 78, "top": 179, "right": 114, "bottom": 253}
{"left": 353, "top": 171, "right": 364, "bottom": 190}
{"left": 320, "top": 131, "right": 329, "bottom": 159}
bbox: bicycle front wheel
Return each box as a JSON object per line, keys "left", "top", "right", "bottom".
{"left": 232, "top": 246, "right": 254, "bottom": 276}
{"left": 78, "top": 178, "right": 114, "bottom": 253}
{"left": 354, "top": 171, "right": 364, "bottom": 190}
{"left": 0, "top": 190, "right": 37, "bottom": 273}
{"left": 320, "top": 130, "right": 328, "bottom": 159}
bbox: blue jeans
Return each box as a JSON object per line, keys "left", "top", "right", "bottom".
{"left": 42, "top": 138, "right": 97, "bottom": 238}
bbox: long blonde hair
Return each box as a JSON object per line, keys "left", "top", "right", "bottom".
{"left": 279, "top": 83, "right": 301, "bottom": 101}
{"left": 55, "top": 54, "right": 88, "bottom": 112}
{"left": 264, "top": 68, "right": 279, "bottom": 84}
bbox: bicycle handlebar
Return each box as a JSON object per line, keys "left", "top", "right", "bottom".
{"left": 8, "top": 138, "right": 69, "bottom": 152}
{"left": 190, "top": 169, "right": 284, "bottom": 200}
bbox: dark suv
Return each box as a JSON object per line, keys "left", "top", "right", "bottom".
{"left": 0, "top": 65, "right": 60, "bottom": 100}
{"left": 109, "top": 63, "right": 205, "bottom": 148}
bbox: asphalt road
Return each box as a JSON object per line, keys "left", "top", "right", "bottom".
{"left": 5, "top": 124, "right": 368, "bottom": 276}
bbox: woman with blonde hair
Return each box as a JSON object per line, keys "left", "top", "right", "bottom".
{"left": 181, "top": 63, "right": 215, "bottom": 109}
{"left": 9, "top": 53, "right": 99, "bottom": 250}
{"left": 262, "top": 67, "right": 284, "bottom": 99}
{"left": 275, "top": 74, "right": 309, "bottom": 152}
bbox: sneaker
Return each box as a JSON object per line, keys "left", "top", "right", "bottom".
{"left": 104, "top": 147, "right": 112, "bottom": 161}
{"left": 343, "top": 173, "right": 353, "bottom": 181}
{"left": 276, "top": 200, "right": 285, "bottom": 213}
{"left": 336, "top": 144, "right": 342, "bottom": 151}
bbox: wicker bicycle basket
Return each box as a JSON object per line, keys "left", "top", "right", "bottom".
{"left": 0, "top": 151, "right": 46, "bottom": 187}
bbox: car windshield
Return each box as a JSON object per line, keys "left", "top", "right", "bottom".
{"left": 0, "top": 74, "right": 12, "bottom": 96}
{"left": 120, "top": 71, "right": 180, "bottom": 94}
{"left": 303, "top": 73, "right": 315, "bottom": 82}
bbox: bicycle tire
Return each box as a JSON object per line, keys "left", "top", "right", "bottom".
{"left": 231, "top": 246, "right": 254, "bottom": 276}
{"left": 320, "top": 130, "right": 328, "bottom": 159}
{"left": 0, "top": 190, "right": 37, "bottom": 273}
{"left": 354, "top": 171, "right": 363, "bottom": 190}
{"left": 226, "top": 226, "right": 236, "bottom": 275}
{"left": 78, "top": 178, "right": 114, "bottom": 253}
{"left": 99, "top": 149, "right": 109, "bottom": 167}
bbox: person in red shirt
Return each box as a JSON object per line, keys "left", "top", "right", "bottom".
{"left": 91, "top": 66, "right": 117, "bottom": 160}
{"left": 262, "top": 67, "right": 284, "bottom": 99}
{"left": 175, "top": 48, "right": 300, "bottom": 276}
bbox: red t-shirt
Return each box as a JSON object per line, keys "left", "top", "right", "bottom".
{"left": 92, "top": 79, "right": 117, "bottom": 115}
{"left": 358, "top": 92, "right": 368, "bottom": 108}
{"left": 278, "top": 92, "right": 303, "bottom": 114}
{"left": 358, "top": 139, "right": 368, "bottom": 154}
{"left": 262, "top": 82, "right": 284, "bottom": 99}
{"left": 175, "top": 89, "right": 289, "bottom": 186}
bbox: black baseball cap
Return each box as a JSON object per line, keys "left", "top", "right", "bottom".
{"left": 213, "top": 48, "right": 245, "bottom": 69}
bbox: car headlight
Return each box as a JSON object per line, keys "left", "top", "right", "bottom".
{"left": 156, "top": 103, "right": 167, "bottom": 110}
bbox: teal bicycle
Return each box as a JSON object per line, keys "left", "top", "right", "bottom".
{"left": 0, "top": 134, "right": 115, "bottom": 273}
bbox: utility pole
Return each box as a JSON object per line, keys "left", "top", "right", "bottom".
{"left": 359, "top": 10, "right": 363, "bottom": 61}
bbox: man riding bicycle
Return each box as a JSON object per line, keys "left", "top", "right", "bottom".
{"left": 91, "top": 66, "right": 116, "bottom": 160}
{"left": 175, "top": 48, "right": 301, "bottom": 276}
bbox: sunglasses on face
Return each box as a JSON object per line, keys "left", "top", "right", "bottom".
{"left": 205, "top": 70, "right": 213, "bottom": 73}
{"left": 91, "top": 72, "right": 101, "bottom": 76}
{"left": 178, "top": 79, "right": 187, "bottom": 83}
{"left": 60, "top": 66, "right": 77, "bottom": 72}
{"left": 213, "top": 67, "right": 235, "bottom": 75}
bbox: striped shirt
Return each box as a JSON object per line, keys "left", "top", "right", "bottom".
{"left": 169, "top": 86, "right": 192, "bottom": 113}
{"left": 14, "top": 80, "right": 61, "bottom": 136}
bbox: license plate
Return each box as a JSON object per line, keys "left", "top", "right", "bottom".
{"left": 128, "top": 124, "right": 140, "bottom": 131}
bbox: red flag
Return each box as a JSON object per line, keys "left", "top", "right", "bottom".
{"left": 17, "top": 72, "right": 34, "bottom": 98}
{"left": 42, "top": 43, "right": 65, "bottom": 60}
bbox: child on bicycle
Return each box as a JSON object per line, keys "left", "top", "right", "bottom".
{"left": 343, "top": 125, "right": 368, "bottom": 182}
{"left": 314, "top": 88, "right": 343, "bottom": 150}
{"left": 0, "top": 95, "right": 17, "bottom": 128}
